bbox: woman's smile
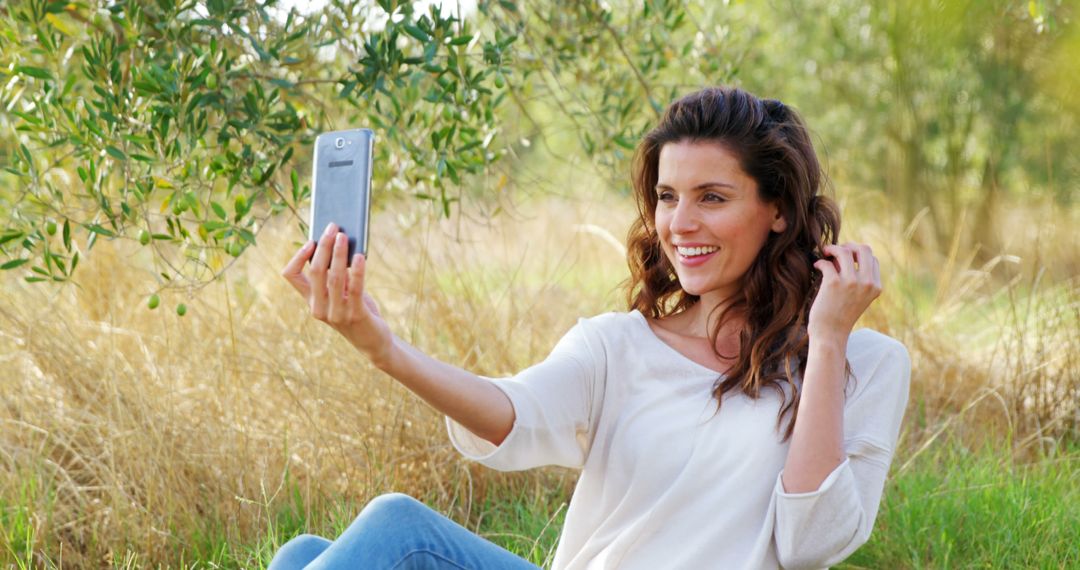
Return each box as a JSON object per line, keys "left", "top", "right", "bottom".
{"left": 674, "top": 244, "right": 720, "bottom": 266}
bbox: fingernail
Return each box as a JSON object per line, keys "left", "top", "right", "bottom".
{"left": 323, "top": 223, "right": 335, "bottom": 237}
{"left": 336, "top": 233, "right": 345, "bottom": 244}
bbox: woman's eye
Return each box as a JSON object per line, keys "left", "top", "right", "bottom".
{"left": 703, "top": 193, "right": 726, "bottom": 203}
{"left": 657, "top": 192, "right": 674, "bottom": 202}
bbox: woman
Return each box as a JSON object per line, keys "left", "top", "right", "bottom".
{"left": 274, "top": 86, "right": 910, "bottom": 569}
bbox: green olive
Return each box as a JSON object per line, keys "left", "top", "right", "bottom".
{"left": 148, "top": 294, "right": 160, "bottom": 310}
{"left": 176, "top": 303, "right": 187, "bottom": 316}
{"left": 46, "top": 221, "right": 57, "bottom": 235}
{"left": 138, "top": 229, "right": 150, "bottom": 245}
{"left": 206, "top": 72, "right": 218, "bottom": 89}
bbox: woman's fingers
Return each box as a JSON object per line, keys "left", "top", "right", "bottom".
{"left": 824, "top": 244, "right": 857, "bottom": 279}
{"left": 810, "top": 242, "right": 883, "bottom": 336}
{"left": 326, "top": 232, "right": 350, "bottom": 319}
{"left": 849, "top": 244, "right": 881, "bottom": 299}
{"left": 281, "top": 241, "right": 315, "bottom": 298}
{"left": 309, "top": 223, "right": 338, "bottom": 319}
{"left": 813, "top": 257, "right": 837, "bottom": 281}
{"left": 822, "top": 243, "right": 881, "bottom": 299}
{"left": 347, "top": 253, "right": 368, "bottom": 321}
{"left": 851, "top": 244, "right": 871, "bottom": 278}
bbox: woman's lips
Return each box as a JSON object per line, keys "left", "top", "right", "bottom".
{"left": 677, "top": 249, "right": 718, "bottom": 267}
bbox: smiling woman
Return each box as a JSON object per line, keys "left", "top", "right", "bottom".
{"left": 276, "top": 86, "right": 910, "bottom": 569}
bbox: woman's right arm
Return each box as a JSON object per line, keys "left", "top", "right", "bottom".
{"left": 281, "top": 223, "right": 515, "bottom": 446}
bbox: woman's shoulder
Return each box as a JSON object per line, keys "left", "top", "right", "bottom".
{"left": 847, "top": 328, "right": 909, "bottom": 363}
{"left": 845, "top": 328, "right": 912, "bottom": 396}
{"left": 573, "top": 309, "right": 649, "bottom": 338}
{"left": 578, "top": 309, "right": 642, "bottom": 326}
{"left": 563, "top": 310, "right": 651, "bottom": 351}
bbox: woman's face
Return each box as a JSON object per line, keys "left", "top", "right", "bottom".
{"left": 654, "top": 141, "right": 786, "bottom": 302}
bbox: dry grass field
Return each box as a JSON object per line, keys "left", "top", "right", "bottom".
{"left": 1, "top": 188, "right": 1077, "bottom": 567}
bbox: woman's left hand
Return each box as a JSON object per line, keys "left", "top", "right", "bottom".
{"left": 808, "top": 243, "right": 882, "bottom": 341}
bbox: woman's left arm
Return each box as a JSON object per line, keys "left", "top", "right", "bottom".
{"left": 781, "top": 243, "right": 881, "bottom": 493}
{"left": 773, "top": 243, "right": 911, "bottom": 569}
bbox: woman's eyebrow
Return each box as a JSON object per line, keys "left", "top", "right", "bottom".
{"left": 655, "top": 182, "right": 737, "bottom": 191}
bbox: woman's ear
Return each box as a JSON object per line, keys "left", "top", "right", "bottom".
{"left": 770, "top": 206, "right": 787, "bottom": 233}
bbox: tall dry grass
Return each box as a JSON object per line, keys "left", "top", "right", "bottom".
{"left": 0, "top": 194, "right": 628, "bottom": 567}
{"left": 0, "top": 189, "right": 1076, "bottom": 567}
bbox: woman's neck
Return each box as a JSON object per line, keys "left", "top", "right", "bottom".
{"left": 663, "top": 296, "right": 745, "bottom": 341}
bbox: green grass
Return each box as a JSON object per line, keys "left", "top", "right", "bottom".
{"left": 470, "top": 478, "right": 570, "bottom": 566}
{"left": 204, "top": 442, "right": 1079, "bottom": 569}
{"left": 6, "top": 438, "right": 1078, "bottom": 568}
{"left": 840, "top": 441, "right": 1080, "bottom": 569}
{"left": 1, "top": 496, "right": 36, "bottom": 569}
{"left": 1, "top": 470, "right": 53, "bottom": 569}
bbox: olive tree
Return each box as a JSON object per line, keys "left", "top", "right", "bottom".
{"left": 1, "top": 0, "right": 737, "bottom": 307}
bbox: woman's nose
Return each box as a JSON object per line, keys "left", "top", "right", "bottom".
{"left": 669, "top": 201, "right": 699, "bottom": 234}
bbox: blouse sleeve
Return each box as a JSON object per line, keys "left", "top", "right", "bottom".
{"left": 445, "top": 318, "right": 606, "bottom": 472}
{"left": 772, "top": 332, "right": 911, "bottom": 569}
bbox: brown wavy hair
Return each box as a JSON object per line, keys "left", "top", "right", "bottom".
{"left": 625, "top": 86, "right": 842, "bottom": 440}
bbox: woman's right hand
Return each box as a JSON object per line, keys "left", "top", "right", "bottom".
{"left": 281, "top": 222, "right": 395, "bottom": 367}
{"left": 283, "top": 224, "right": 515, "bottom": 445}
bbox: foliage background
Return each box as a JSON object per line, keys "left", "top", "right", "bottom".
{"left": 1, "top": 0, "right": 1077, "bottom": 567}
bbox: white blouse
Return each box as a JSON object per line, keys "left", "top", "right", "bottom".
{"left": 446, "top": 310, "right": 910, "bottom": 569}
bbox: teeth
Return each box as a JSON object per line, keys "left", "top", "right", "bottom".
{"left": 677, "top": 245, "right": 719, "bottom": 257}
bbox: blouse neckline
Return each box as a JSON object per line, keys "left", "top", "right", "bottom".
{"left": 629, "top": 309, "right": 727, "bottom": 376}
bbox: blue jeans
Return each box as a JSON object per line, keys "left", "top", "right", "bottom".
{"left": 268, "top": 493, "right": 542, "bottom": 569}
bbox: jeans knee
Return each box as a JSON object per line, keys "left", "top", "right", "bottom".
{"left": 287, "top": 533, "right": 332, "bottom": 549}
{"left": 362, "top": 492, "right": 427, "bottom": 522}
{"left": 269, "top": 533, "right": 331, "bottom": 570}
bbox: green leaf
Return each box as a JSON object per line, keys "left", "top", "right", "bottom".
{"left": 339, "top": 80, "right": 357, "bottom": 99}
{"left": 201, "top": 221, "right": 230, "bottom": 232}
{"left": 12, "top": 110, "right": 42, "bottom": 126}
{"left": 402, "top": 24, "right": 430, "bottom": 42}
{"left": 211, "top": 201, "right": 227, "bottom": 220}
{"left": 235, "top": 195, "right": 249, "bottom": 218}
{"left": 0, "top": 232, "right": 25, "bottom": 247}
{"left": 133, "top": 80, "right": 162, "bottom": 94}
{"left": 105, "top": 146, "right": 127, "bottom": 161}
{"left": 1, "top": 258, "right": 29, "bottom": 270}
{"left": 15, "top": 66, "right": 53, "bottom": 80}
{"left": 86, "top": 224, "right": 116, "bottom": 237}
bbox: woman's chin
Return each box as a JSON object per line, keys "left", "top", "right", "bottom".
{"left": 676, "top": 279, "right": 734, "bottom": 299}
{"left": 677, "top": 283, "right": 710, "bottom": 297}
